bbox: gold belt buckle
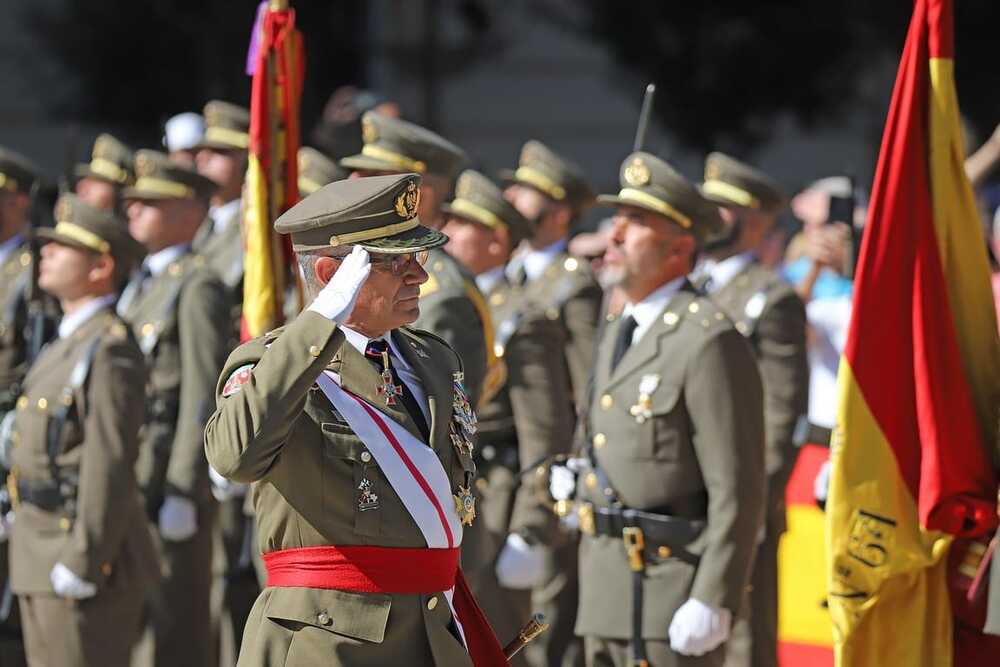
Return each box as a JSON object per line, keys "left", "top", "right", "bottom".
{"left": 623, "top": 526, "right": 645, "bottom": 572}
{"left": 577, "top": 503, "right": 596, "bottom": 536}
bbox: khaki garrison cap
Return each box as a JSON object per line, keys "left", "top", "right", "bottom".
{"left": 195, "top": 100, "right": 251, "bottom": 151}
{"left": 701, "top": 152, "right": 786, "bottom": 213}
{"left": 39, "top": 193, "right": 145, "bottom": 267}
{"left": 443, "top": 169, "right": 533, "bottom": 247}
{"left": 598, "top": 151, "right": 723, "bottom": 241}
{"left": 0, "top": 146, "right": 41, "bottom": 195}
{"left": 75, "top": 133, "right": 135, "bottom": 186}
{"left": 298, "top": 147, "right": 347, "bottom": 196}
{"left": 500, "top": 140, "right": 594, "bottom": 211}
{"left": 275, "top": 173, "right": 447, "bottom": 254}
{"left": 122, "top": 150, "right": 217, "bottom": 201}
{"left": 340, "top": 112, "right": 467, "bottom": 180}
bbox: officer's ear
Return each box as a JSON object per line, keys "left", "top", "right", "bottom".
{"left": 314, "top": 255, "right": 339, "bottom": 285}
{"left": 90, "top": 252, "right": 116, "bottom": 286}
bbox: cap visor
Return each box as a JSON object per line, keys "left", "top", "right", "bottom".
{"left": 596, "top": 193, "right": 653, "bottom": 211}
{"left": 358, "top": 224, "right": 448, "bottom": 254}
{"left": 121, "top": 187, "right": 176, "bottom": 201}
{"left": 339, "top": 154, "right": 403, "bottom": 175}
{"left": 35, "top": 228, "right": 98, "bottom": 254}
{"left": 192, "top": 139, "right": 245, "bottom": 152}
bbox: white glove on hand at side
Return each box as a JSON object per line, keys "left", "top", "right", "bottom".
{"left": 159, "top": 495, "right": 198, "bottom": 542}
{"left": 495, "top": 532, "right": 547, "bottom": 590}
{"left": 668, "top": 598, "right": 732, "bottom": 656}
{"left": 307, "top": 245, "right": 372, "bottom": 324}
{"left": 50, "top": 562, "right": 97, "bottom": 600}
{"left": 0, "top": 511, "right": 13, "bottom": 544}
{"left": 208, "top": 465, "right": 247, "bottom": 503}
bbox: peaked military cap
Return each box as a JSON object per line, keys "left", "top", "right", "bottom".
{"left": 122, "top": 150, "right": 217, "bottom": 201}
{"left": 340, "top": 112, "right": 467, "bottom": 180}
{"left": 275, "top": 173, "right": 447, "bottom": 253}
{"left": 39, "top": 193, "right": 145, "bottom": 266}
{"left": 700, "top": 152, "right": 786, "bottom": 213}
{"left": 442, "top": 169, "right": 533, "bottom": 246}
{"left": 499, "top": 140, "right": 594, "bottom": 211}
{"left": 298, "top": 147, "right": 346, "bottom": 196}
{"left": 0, "top": 146, "right": 41, "bottom": 195}
{"left": 598, "top": 151, "right": 723, "bottom": 241}
{"left": 195, "top": 100, "right": 251, "bottom": 151}
{"left": 75, "top": 133, "right": 135, "bottom": 186}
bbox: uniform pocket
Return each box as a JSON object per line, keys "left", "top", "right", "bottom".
{"left": 319, "top": 423, "right": 382, "bottom": 537}
{"left": 264, "top": 585, "right": 392, "bottom": 643}
{"left": 638, "top": 385, "right": 686, "bottom": 461}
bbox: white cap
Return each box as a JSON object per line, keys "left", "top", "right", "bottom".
{"left": 163, "top": 112, "right": 205, "bottom": 152}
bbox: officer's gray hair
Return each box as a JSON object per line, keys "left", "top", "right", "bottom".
{"left": 296, "top": 247, "right": 351, "bottom": 299}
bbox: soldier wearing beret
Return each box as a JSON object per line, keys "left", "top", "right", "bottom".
{"left": 501, "top": 139, "right": 603, "bottom": 667}
{"left": 438, "top": 169, "right": 537, "bottom": 663}
{"left": 340, "top": 112, "right": 492, "bottom": 409}
{"left": 118, "top": 150, "right": 232, "bottom": 667}
{"left": 695, "top": 153, "right": 809, "bottom": 667}
{"left": 8, "top": 194, "right": 157, "bottom": 666}
{"left": 74, "top": 133, "right": 135, "bottom": 213}
{"left": 550, "top": 152, "right": 766, "bottom": 667}
{"left": 205, "top": 173, "right": 507, "bottom": 666}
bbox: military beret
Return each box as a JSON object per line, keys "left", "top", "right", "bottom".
{"left": 700, "top": 152, "right": 786, "bottom": 213}
{"left": 275, "top": 173, "right": 447, "bottom": 254}
{"left": 598, "top": 151, "right": 723, "bottom": 241}
{"left": 122, "top": 150, "right": 217, "bottom": 202}
{"left": 195, "top": 100, "right": 251, "bottom": 151}
{"left": 39, "top": 193, "right": 145, "bottom": 268}
{"left": 340, "top": 112, "right": 467, "bottom": 181}
{"left": 298, "top": 147, "right": 347, "bottom": 196}
{"left": 442, "top": 169, "right": 533, "bottom": 247}
{"left": 499, "top": 140, "right": 594, "bottom": 211}
{"left": 0, "top": 146, "right": 41, "bottom": 195}
{"left": 75, "top": 133, "right": 135, "bottom": 186}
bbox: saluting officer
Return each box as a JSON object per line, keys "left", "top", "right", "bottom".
{"left": 205, "top": 173, "right": 506, "bottom": 666}
{"left": 340, "top": 112, "right": 495, "bottom": 408}
{"left": 74, "top": 133, "right": 136, "bottom": 213}
{"left": 438, "top": 169, "right": 537, "bottom": 661}
{"left": 696, "top": 153, "right": 809, "bottom": 667}
{"left": 118, "top": 150, "right": 232, "bottom": 667}
{"left": 553, "top": 152, "right": 766, "bottom": 667}
{"left": 501, "top": 140, "right": 603, "bottom": 667}
{"left": 9, "top": 194, "right": 157, "bottom": 666}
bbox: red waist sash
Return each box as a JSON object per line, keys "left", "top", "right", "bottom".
{"left": 263, "top": 545, "right": 508, "bottom": 667}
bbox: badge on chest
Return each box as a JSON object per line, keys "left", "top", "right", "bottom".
{"left": 450, "top": 372, "right": 476, "bottom": 456}
{"left": 629, "top": 374, "right": 661, "bottom": 424}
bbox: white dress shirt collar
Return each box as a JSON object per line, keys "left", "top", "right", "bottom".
{"left": 338, "top": 325, "right": 429, "bottom": 422}
{"left": 210, "top": 199, "right": 241, "bottom": 234}
{"left": 475, "top": 266, "right": 506, "bottom": 295}
{"left": 621, "top": 275, "right": 687, "bottom": 344}
{"left": 58, "top": 294, "right": 117, "bottom": 339}
{"left": 695, "top": 251, "right": 754, "bottom": 293}
{"left": 144, "top": 244, "right": 189, "bottom": 277}
{"left": 522, "top": 238, "right": 567, "bottom": 282}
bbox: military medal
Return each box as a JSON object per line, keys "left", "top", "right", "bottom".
{"left": 375, "top": 350, "right": 403, "bottom": 406}
{"left": 450, "top": 372, "right": 477, "bottom": 456}
{"left": 629, "top": 374, "right": 661, "bottom": 424}
{"left": 357, "top": 477, "right": 380, "bottom": 512}
{"left": 450, "top": 421, "right": 474, "bottom": 457}
{"left": 453, "top": 485, "right": 476, "bottom": 526}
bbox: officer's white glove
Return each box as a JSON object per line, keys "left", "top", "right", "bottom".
{"left": 50, "top": 562, "right": 97, "bottom": 600}
{"left": 814, "top": 459, "right": 832, "bottom": 505}
{"left": 495, "top": 532, "right": 547, "bottom": 590}
{"left": 159, "top": 495, "right": 198, "bottom": 542}
{"left": 209, "top": 465, "right": 247, "bottom": 502}
{"left": 307, "top": 245, "right": 371, "bottom": 324}
{"left": 668, "top": 598, "right": 732, "bottom": 656}
{"left": 549, "top": 457, "right": 587, "bottom": 501}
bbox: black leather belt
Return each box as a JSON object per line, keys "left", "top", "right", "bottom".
{"left": 16, "top": 480, "right": 66, "bottom": 512}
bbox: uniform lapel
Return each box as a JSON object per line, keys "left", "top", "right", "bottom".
{"left": 392, "top": 329, "right": 453, "bottom": 454}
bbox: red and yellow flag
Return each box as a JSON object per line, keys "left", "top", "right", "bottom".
{"left": 827, "top": 0, "right": 1000, "bottom": 665}
{"left": 242, "top": 0, "right": 303, "bottom": 340}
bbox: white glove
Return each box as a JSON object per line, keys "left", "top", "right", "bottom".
{"left": 0, "top": 511, "right": 13, "bottom": 544}
{"left": 495, "top": 532, "right": 547, "bottom": 590}
{"left": 158, "top": 495, "right": 198, "bottom": 542}
{"left": 668, "top": 598, "right": 732, "bottom": 656}
{"left": 307, "top": 245, "right": 371, "bottom": 324}
{"left": 50, "top": 562, "right": 97, "bottom": 600}
{"left": 209, "top": 465, "right": 247, "bottom": 502}
{"left": 814, "top": 459, "right": 832, "bottom": 505}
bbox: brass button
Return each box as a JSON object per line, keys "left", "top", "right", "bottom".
{"left": 37, "top": 398, "right": 48, "bottom": 411}
{"left": 535, "top": 466, "right": 547, "bottom": 478}
{"left": 606, "top": 313, "right": 616, "bottom": 323}
{"left": 658, "top": 546, "right": 672, "bottom": 558}
{"left": 600, "top": 394, "right": 613, "bottom": 410}
{"left": 663, "top": 312, "right": 679, "bottom": 326}
{"left": 564, "top": 257, "right": 579, "bottom": 272}
{"left": 427, "top": 596, "right": 439, "bottom": 611}
{"left": 317, "top": 611, "right": 332, "bottom": 626}
{"left": 494, "top": 344, "right": 505, "bottom": 358}
{"left": 489, "top": 293, "right": 505, "bottom": 306}
{"left": 546, "top": 308, "right": 559, "bottom": 321}
{"left": 16, "top": 396, "right": 28, "bottom": 410}
{"left": 593, "top": 433, "right": 607, "bottom": 449}
{"left": 59, "top": 517, "right": 71, "bottom": 531}
{"left": 101, "top": 562, "right": 113, "bottom": 576}
{"left": 585, "top": 472, "right": 598, "bottom": 489}
{"left": 736, "top": 321, "right": 750, "bottom": 336}
{"left": 475, "top": 477, "right": 489, "bottom": 492}
{"left": 688, "top": 302, "right": 700, "bottom": 314}
{"left": 309, "top": 345, "right": 321, "bottom": 357}
{"left": 141, "top": 323, "right": 155, "bottom": 337}
{"left": 714, "top": 311, "right": 725, "bottom": 321}
{"left": 168, "top": 263, "right": 182, "bottom": 276}
{"left": 360, "top": 451, "right": 372, "bottom": 463}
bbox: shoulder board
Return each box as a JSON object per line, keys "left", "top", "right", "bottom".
{"left": 676, "top": 294, "right": 733, "bottom": 334}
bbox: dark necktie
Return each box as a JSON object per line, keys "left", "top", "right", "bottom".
{"left": 364, "top": 340, "right": 431, "bottom": 442}
{"left": 610, "top": 314, "right": 638, "bottom": 372}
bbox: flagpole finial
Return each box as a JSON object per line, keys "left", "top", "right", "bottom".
{"left": 269, "top": 0, "right": 289, "bottom": 10}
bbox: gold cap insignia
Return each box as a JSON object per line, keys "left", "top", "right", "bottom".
{"left": 624, "top": 158, "right": 650, "bottom": 187}
{"left": 93, "top": 135, "right": 112, "bottom": 160}
{"left": 135, "top": 153, "right": 154, "bottom": 177}
{"left": 455, "top": 174, "right": 472, "bottom": 199}
{"left": 394, "top": 181, "right": 420, "bottom": 219}
{"left": 362, "top": 117, "right": 378, "bottom": 145}
{"left": 54, "top": 197, "right": 72, "bottom": 223}
{"left": 704, "top": 159, "right": 721, "bottom": 181}
{"left": 521, "top": 143, "right": 540, "bottom": 166}
{"left": 204, "top": 102, "right": 222, "bottom": 127}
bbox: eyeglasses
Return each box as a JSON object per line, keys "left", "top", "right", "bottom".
{"left": 368, "top": 250, "right": 429, "bottom": 276}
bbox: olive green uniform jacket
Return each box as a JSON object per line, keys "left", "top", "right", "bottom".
{"left": 204, "top": 311, "right": 479, "bottom": 667}
{"left": 574, "top": 284, "right": 766, "bottom": 644}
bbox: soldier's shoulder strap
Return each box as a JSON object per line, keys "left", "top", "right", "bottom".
{"left": 398, "top": 326, "right": 463, "bottom": 373}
